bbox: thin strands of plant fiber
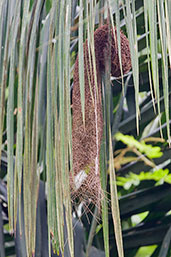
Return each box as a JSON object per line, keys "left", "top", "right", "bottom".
{"left": 99, "top": 0, "right": 105, "bottom": 25}
{"left": 157, "top": 0, "right": 170, "bottom": 145}
{"left": 7, "top": 0, "right": 21, "bottom": 234}
{"left": 108, "top": 0, "right": 124, "bottom": 88}
{"left": 146, "top": 0, "right": 163, "bottom": 137}
{"left": 52, "top": 1, "right": 63, "bottom": 254}
{"left": 30, "top": 75, "right": 39, "bottom": 255}
{"left": 86, "top": 4, "right": 110, "bottom": 257}
{"left": 65, "top": 2, "right": 73, "bottom": 175}
{"left": 101, "top": 148, "right": 109, "bottom": 257}
{"left": 0, "top": 1, "right": 7, "bottom": 81}
{"left": 53, "top": 13, "right": 64, "bottom": 257}
{"left": 78, "top": 0, "right": 85, "bottom": 124}
{"left": 100, "top": 67, "right": 110, "bottom": 257}
{"left": 102, "top": 32, "right": 111, "bottom": 257}
{"left": 143, "top": 0, "right": 156, "bottom": 113}
{"left": 86, "top": 207, "right": 99, "bottom": 257}
{"left": 7, "top": 37, "right": 15, "bottom": 235}
{"left": 121, "top": 0, "right": 139, "bottom": 133}
{"left": 23, "top": 0, "right": 44, "bottom": 254}
{"left": 54, "top": 10, "right": 65, "bottom": 257}
{"left": 146, "top": 1, "right": 159, "bottom": 99}
{"left": 47, "top": 37, "right": 56, "bottom": 257}
{"left": 37, "top": 12, "right": 50, "bottom": 172}
{"left": 83, "top": 0, "right": 88, "bottom": 42}
{"left": 1, "top": 0, "right": 16, "bottom": 233}
{"left": 19, "top": 4, "right": 31, "bottom": 243}
{"left": 0, "top": 24, "right": 8, "bottom": 166}
{"left": 106, "top": 5, "right": 125, "bottom": 256}
{"left": 109, "top": 129, "right": 124, "bottom": 257}
{"left": 165, "top": 0, "right": 171, "bottom": 69}
{"left": 15, "top": 0, "right": 30, "bottom": 236}
{"left": 57, "top": 1, "right": 73, "bottom": 255}
{"left": 51, "top": 1, "right": 74, "bottom": 256}
{"left": 63, "top": 2, "right": 74, "bottom": 256}
{"left": 58, "top": 0, "right": 67, "bottom": 254}
{"left": 46, "top": 3, "right": 60, "bottom": 256}
{"left": 23, "top": 78, "right": 31, "bottom": 257}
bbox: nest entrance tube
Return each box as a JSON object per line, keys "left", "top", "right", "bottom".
{"left": 70, "top": 24, "right": 131, "bottom": 207}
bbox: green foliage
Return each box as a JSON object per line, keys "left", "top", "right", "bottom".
{"left": 135, "top": 246, "right": 157, "bottom": 257}
{"left": 115, "top": 132, "right": 170, "bottom": 190}
{"left": 117, "top": 169, "right": 170, "bottom": 190}
{"left": 115, "top": 132, "right": 163, "bottom": 159}
{"left": 45, "top": 0, "right": 52, "bottom": 12}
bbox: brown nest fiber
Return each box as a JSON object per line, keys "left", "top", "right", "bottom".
{"left": 70, "top": 24, "right": 131, "bottom": 207}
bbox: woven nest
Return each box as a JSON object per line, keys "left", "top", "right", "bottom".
{"left": 70, "top": 24, "right": 131, "bottom": 208}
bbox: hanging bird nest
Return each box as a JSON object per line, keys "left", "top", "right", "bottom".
{"left": 70, "top": 24, "right": 132, "bottom": 208}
